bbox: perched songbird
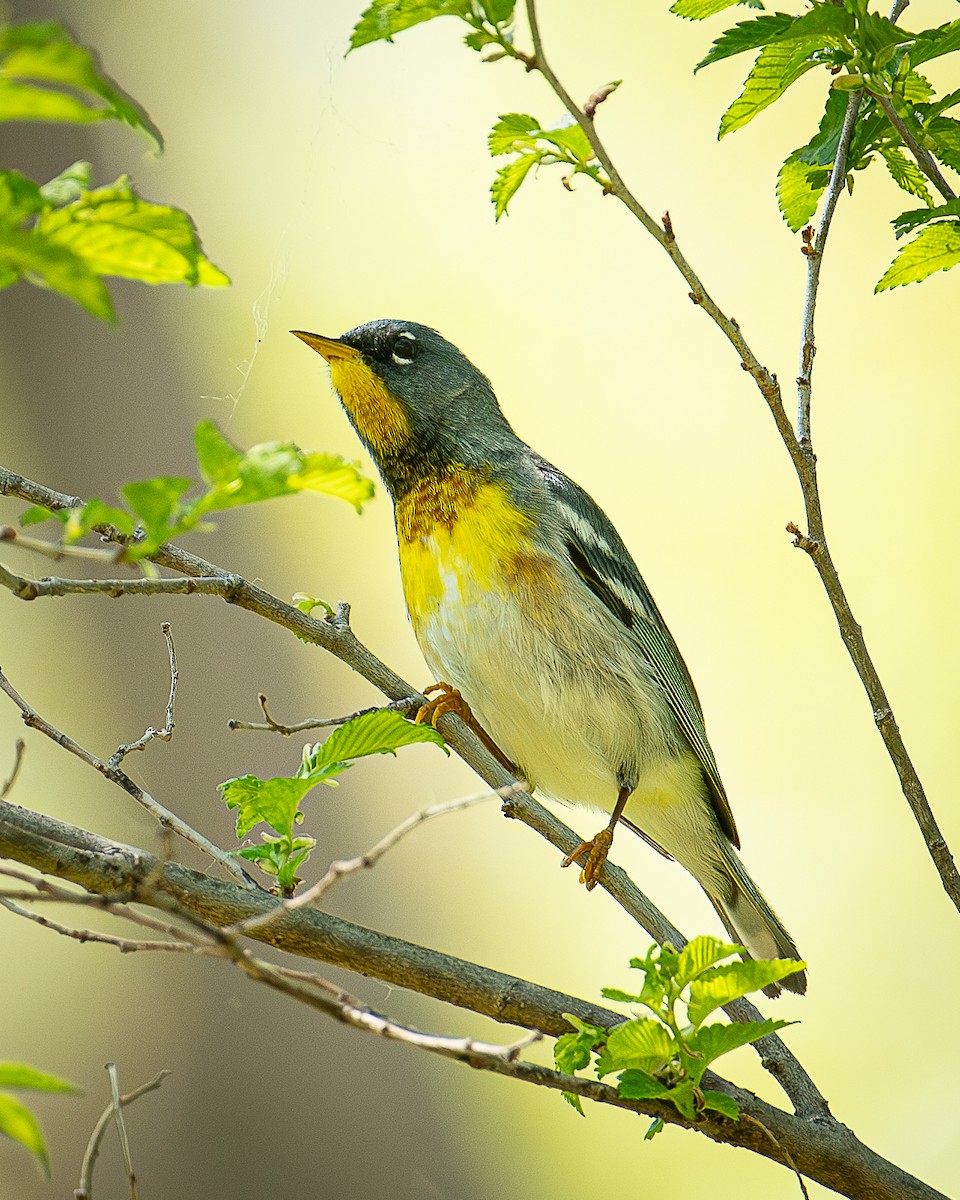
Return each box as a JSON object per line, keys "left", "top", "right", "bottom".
{"left": 293, "top": 319, "right": 806, "bottom": 995}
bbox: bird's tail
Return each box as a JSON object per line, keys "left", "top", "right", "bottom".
{"left": 709, "top": 843, "right": 807, "bottom": 997}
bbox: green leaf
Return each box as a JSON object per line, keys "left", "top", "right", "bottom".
{"left": 892, "top": 198, "right": 960, "bottom": 238}
{"left": 719, "top": 39, "right": 825, "bottom": 139}
{"left": 349, "top": 0, "right": 472, "bottom": 51}
{"left": 880, "top": 146, "right": 933, "bottom": 205}
{"left": 62, "top": 498, "right": 136, "bottom": 542}
{"left": 491, "top": 153, "right": 539, "bottom": 220}
{"left": 488, "top": 113, "right": 542, "bottom": 156}
{"left": 777, "top": 152, "right": 830, "bottom": 231}
{"left": 694, "top": 14, "right": 796, "bottom": 73}
{"left": 561, "top": 1091, "right": 585, "bottom": 1116}
{"left": 0, "top": 21, "right": 162, "bottom": 148}
{"left": 481, "top": 0, "right": 515, "bottom": 23}
{"left": 0, "top": 1092, "right": 49, "bottom": 1175}
{"left": 875, "top": 220, "right": 960, "bottom": 290}
{"left": 926, "top": 116, "right": 960, "bottom": 173}
{"left": 675, "top": 935, "right": 742, "bottom": 989}
{"left": 307, "top": 709, "right": 447, "bottom": 770}
{"left": 39, "top": 160, "right": 92, "bottom": 207}
{"left": 195, "top": 421, "right": 375, "bottom": 514}
{"left": 120, "top": 476, "right": 193, "bottom": 547}
{"left": 600, "top": 986, "right": 645, "bottom": 1005}
{"left": 602, "top": 1018, "right": 676, "bottom": 1074}
{"left": 555, "top": 1029, "right": 597, "bottom": 1074}
{"left": 18, "top": 505, "right": 57, "bottom": 527}
{"left": 898, "top": 71, "right": 934, "bottom": 104}
{"left": 0, "top": 169, "right": 43, "bottom": 222}
{"left": 0, "top": 225, "right": 112, "bottom": 319}
{"left": 670, "top": 0, "right": 758, "bottom": 19}
{"left": 615, "top": 1069, "right": 674, "bottom": 1101}
{"left": 797, "top": 88, "right": 849, "bottom": 166}
{"left": 644, "top": 1117, "right": 665, "bottom": 1140}
{"left": 701, "top": 1090, "right": 740, "bottom": 1120}
{"left": 220, "top": 774, "right": 315, "bottom": 839}
{"left": 539, "top": 121, "right": 593, "bottom": 163}
{"left": 688, "top": 959, "right": 807, "bottom": 1025}
{"left": 909, "top": 19, "right": 960, "bottom": 69}
{"left": 685, "top": 1019, "right": 791, "bottom": 1082}
{"left": 0, "top": 78, "right": 107, "bottom": 124}
{"left": 0, "top": 1064, "right": 78, "bottom": 1093}
{"left": 36, "top": 179, "right": 229, "bottom": 287}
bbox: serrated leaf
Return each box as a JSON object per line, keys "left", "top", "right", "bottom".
{"left": 685, "top": 1019, "right": 792, "bottom": 1082}
{"left": 36, "top": 179, "right": 228, "bottom": 287}
{"left": 694, "top": 14, "right": 796, "bottom": 72}
{"left": 670, "top": 0, "right": 757, "bottom": 19}
{"left": 701, "top": 1089, "right": 740, "bottom": 1120}
{"left": 120, "top": 476, "right": 193, "bottom": 541}
{"left": 349, "top": 0, "right": 471, "bottom": 51}
{"left": 927, "top": 116, "right": 960, "bottom": 172}
{"left": 603, "top": 1018, "right": 676, "bottom": 1073}
{"left": 0, "top": 225, "right": 112, "bottom": 319}
{"left": 892, "top": 198, "right": 960, "bottom": 238}
{"left": 219, "top": 774, "right": 315, "bottom": 839}
{"left": 615, "top": 1069, "right": 674, "bottom": 1101}
{"left": 0, "top": 169, "right": 43, "bottom": 222}
{"left": 876, "top": 220, "right": 960, "bottom": 290}
{"left": 62, "top": 498, "right": 135, "bottom": 542}
{"left": 898, "top": 71, "right": 934, "bottom": 104}
{"left": 688, "top": 959, "right": 807, "bottom": 1025}
{"left": 719, "top": 39, "right": 825, "bottom": 139}
{"left": 675, "top": 935, "right": 742, "bottom": 988}
{"left": 644, "top": 1117, "right": 665, "bottom": 1140}
{"left": 488, "top": 113, "right": 542, "bottom": 156}
{"left": 481, "top": 0, "right": 515, "bottom": 23}
{"left": 0, "top": 1064, "right": 78, "bottom": 1093}
{"left": 909, "top": 19, "right": 960, "bottom": 69}
{"left": 290, "top": 453, "right": 375, "bottom": 512}
{"left": 0, "top": 21, "right": 162, "bottom": 147}
{"left": 777, "top": 152, "right": 830, "bottom": 231}
{"left": 491, "top": 152, "right": 539, "bottom": 220}
{"left": 539, "top": 121, "right": 593, "bottom": 163}
{"left": 600, "top": 986, "right": 645, "bottom": 1004}
{"left": 0, "top": 1092, "right": 49, "bottom": 1175}
{"left": 0, "top": 78, "right": 106, "bottom": 124}
{"left": 554, "top": 1031, "right": 594, "bottom": 1074}
{"left": 561, "top": 1091, "right": 585, "bottom": 1116}
{"left": 797, "top": 88, "right": 849, "bottom": 166}
{"left": 308, "top": 709, "right": 447, "bottom": 771}
{"left": 880, "top": 146, "right": 933, "bottom": 205}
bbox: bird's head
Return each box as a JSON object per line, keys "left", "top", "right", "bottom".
{"left": 292, "top": 319, "right": 520, "bottom": 496}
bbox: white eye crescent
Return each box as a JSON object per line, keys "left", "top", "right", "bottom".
{"left": 391, "top": 333, "right": 417, "bottom": 365}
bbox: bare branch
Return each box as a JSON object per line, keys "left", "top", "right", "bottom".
{"left": 514, "top": 1, "right": 960, "bottom": 915}
{"left": 0, "top": 667, "right": 254, "bottom": 889}
{"left": 228, "top": 692, "right": 419, "bottom": 735}
{"left": 108, "top": 623, "right": 178, "bottom": 768}
{"left": 75, "top": 1069, "right": 170, "bottom": 1200}
{"left": 1, "top": 738, "right": 24, "bottom": 799}
{"left": 0, "top": 524, "right": 124, "bottom": 563}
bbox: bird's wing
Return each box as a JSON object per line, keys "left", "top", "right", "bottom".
{"left": 529, "top": 452, "right": 740, "bottom": 848}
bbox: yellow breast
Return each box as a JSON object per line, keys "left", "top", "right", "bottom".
{"left": 395, "top": 472, "right": 557, "bottom": 631}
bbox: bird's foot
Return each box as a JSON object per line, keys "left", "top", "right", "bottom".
{"left": 561, "top": 826, "right": 614, "bottom": 891}
{"left": 416, "top": 682, "right": 517, "bottom": 773}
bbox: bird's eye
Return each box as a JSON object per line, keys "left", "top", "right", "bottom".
{"left": 391, "top": 333, "right": 418, "bottom": 365}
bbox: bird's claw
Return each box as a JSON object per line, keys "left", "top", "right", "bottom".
{"left": 561, "top": 827, "right": 614, "bottom": 891}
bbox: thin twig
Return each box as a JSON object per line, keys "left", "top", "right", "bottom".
{"left": 108, "top": 624, "right": 178, "bottom": 768}
{"left": 0, "top": 560, "right": 239, "bottom": 602}
{"left": 0, "top": 667, "right": 255, "bottom": 889}
{"left": 74, "top": 1070, "right": 170, "bottom": 1200}
{"left": 104, "top": 1063, "right": 139, "bottom": 1200}
{"left": 876, "top": 93, "right": 957, "bottom": 203}
{"left": 797, "top": 88, "right": 863, "bottom": 445}
{"left": 228, "top": 786, "right": 510, "bottom": 936}
{"left": 0, "top": 524, "right": 125, "bottom": 563}
{"left": 1, "top": 738, "right": 24, "bottom": 798}
{"left": 228, "top": 692, "right": 419, "bottom": 735}
{"left": 517, "top": 0, "right": 960, "bottom": 914}
{"left": 0, "top": 895, "right": 201, "bottom": 952}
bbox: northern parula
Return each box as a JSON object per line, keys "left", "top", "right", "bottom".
{"left": 293, "top": 319, "right": 806, "bottom": 995}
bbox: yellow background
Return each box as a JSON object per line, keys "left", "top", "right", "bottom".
{"left": 1, "top": 1, "right": 958, "bottom": 1197}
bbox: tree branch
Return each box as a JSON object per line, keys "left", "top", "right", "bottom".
{"left": 515, "top": 0, "right": 960, "bottom": 916}
{"left": 876, "top": 94, "right": 957, "bottom": 204}
{"left": 0, "top": 799, "right": 946, "bottom": 1200}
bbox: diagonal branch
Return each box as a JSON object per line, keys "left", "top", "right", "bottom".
{"left": 876, "top": 94, "right": 957, "bottom": 204}
{"left": 517, "top": 0, "right": 960, "bottom": 916}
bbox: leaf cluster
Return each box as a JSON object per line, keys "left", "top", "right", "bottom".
{"left": 679, "top": 0, "right": 960, "bottom": 289}
{"left": 554, "top": 937, "right": 803, "bottom": 1133}
{"left": 0, "top": 20, "right": 227, "bottom": 320}
{"left": 19, "top": 421, "right": 374, "bottom": 564}
{"left": 220, "top": 709, "right": 447, "bottom": 892}
{"left": 0, "top": 1061, "right": 78, "bottom": 1176}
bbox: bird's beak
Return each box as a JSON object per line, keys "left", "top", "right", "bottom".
{"left": 290, "top": 330, "right": 361, "bottom": 362}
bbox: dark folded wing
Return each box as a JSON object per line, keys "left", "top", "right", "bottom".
{"left": 530, "top": 452, "right": 739, "bottom": 848}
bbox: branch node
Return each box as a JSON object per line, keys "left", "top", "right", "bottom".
{"left": 785, "top": 521, "right": 819, "bottom": 555}
{"left": 873, "top": 707, "right": 893, "bottom": 726}
{"left": 662, "top": 210, "right": 675, "bottom": 242}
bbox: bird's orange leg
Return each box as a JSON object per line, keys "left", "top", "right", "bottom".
{"left": 416, "top": 683, "right": 517, "bottom": 774}
{"left": 562, "top": 784, "right": 632, "bottom": 891}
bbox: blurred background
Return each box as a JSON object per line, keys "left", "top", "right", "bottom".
{"left": 2, "top": 1, "right": 958, "bottom": 1197}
